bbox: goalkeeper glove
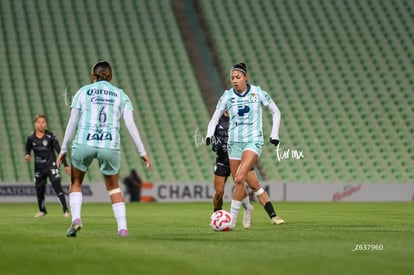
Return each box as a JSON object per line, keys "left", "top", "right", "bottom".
{"left": 270, "top": 138, "right": 280, "bottom": 147}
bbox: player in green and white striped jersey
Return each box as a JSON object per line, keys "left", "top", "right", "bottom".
{"left": 57, "top": 61, "right": 151, "bottom": 237}
{"left": 69, "top": 81, "right": 133, "bottom": 150}
{"left": 216, "top": 79, "right": 275, "bottom": 143}
{"left": 206, "top": 62, "right": 285, "bottom": 228}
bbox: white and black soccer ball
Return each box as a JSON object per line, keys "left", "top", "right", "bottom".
{"left": 210, "top": 210, "right": 233, "bottom": 231}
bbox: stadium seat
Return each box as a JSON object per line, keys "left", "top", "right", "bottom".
{"left": 199, "top": 0, "right": 414, "bottom": 183}
{"left": 1, "top": 0, "right": 413, "bottom": 184}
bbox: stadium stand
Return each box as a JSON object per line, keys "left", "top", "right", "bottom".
{"left": 0, "top": 0, "right": 412, "bottom": 184}
{"left": 0, "top": 0, "right": 213, "bottom": 183}
{"left": 199, "top": 0, "right": 413, "bottom": 183}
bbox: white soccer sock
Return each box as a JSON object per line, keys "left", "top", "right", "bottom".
{"left": 112, "top": 202, "right": 127, "bottom": 231}
{"left": 230, "top": 200, "right": 242, "bottom": 224}
{"left": 69, "top": 192, "right": 82, "bottom": 222}
{"left": 241, "top": 195, "right": 251, "bottom": 210}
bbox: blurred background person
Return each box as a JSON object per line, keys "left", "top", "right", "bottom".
{"left": 123, "top": 169, "right": 143, "bottom": 202}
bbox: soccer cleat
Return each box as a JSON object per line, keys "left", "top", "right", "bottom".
{"left": 243, "top": 205, "right": 254, "bottom": 229}
{"left": 66, "top": 218, "right": 83, "bottom": 237}
{"left": 34, "top": 211, "right": 47, "bottom": 218}
{"left": 64, "top": 211, "right": 71, "bottom": 218}
{"left": 271, "top": 216, "right": 285, "bottom": 225}
{"left": 118, "top": 229, "right": 128, "bottom": 237}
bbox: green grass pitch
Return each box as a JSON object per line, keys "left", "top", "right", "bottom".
{"left": 0, "top": 202, "right": 413, "bottom": 275}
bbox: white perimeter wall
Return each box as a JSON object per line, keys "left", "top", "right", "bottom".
{"left": 1, "top": 182, "right": 413, "bottom": 202}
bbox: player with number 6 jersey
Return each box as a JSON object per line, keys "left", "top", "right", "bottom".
{"left": 57, "top": 61, "right": 151, "bottom": 237}
{"left": 69, "top": 81, "right": 141, "bottom": 151}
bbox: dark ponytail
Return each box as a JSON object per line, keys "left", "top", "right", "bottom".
{"left": 92, "top": 61, "right": 112, "bottom": 81}
{"left": 231, "top": 62, "right": 247, "bottom": 75}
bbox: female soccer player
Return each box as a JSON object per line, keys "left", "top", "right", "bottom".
{"left": 206, "top": 62, "right": 285, "bottom": 228}
{"left": 211, "top": 110, "right": 255, "bottom": 229}
{"left": 57, "top": 61, "right": 151, "bottom": 237}
{"left": 25, "top": 115, "right": 70, "bottom": 218}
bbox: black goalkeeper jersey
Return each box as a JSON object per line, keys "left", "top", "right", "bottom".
{"left": 25, "top": 130, "right": 68, "bottom": 171}
{"left": 212, "top": 115, "right": 229, "bottom": 160}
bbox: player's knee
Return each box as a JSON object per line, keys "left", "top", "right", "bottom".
{"left": 51, "top": 180, "right": 62, "bottom": 189}
{"left": 108, "top": 188, "right": 122, "bottom": 196}
{"left": 254, "top": 187, "right": 265, "bottom": 196}
{"left": 234, "top": 173, "right": 245, "bottom": 185}
{"left": 35, "top": 181, "right": 46, "bottom": 187}
{"left": 215, "top": 190, "right": 224, "bottom": 199}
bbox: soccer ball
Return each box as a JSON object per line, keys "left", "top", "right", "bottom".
{"left": 210, "top": 210, "right": 233, "bottom": 231}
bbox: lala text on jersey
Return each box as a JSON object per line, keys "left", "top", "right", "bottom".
{"left": 86, "top": 126, "right": 112, "bottom": 141}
